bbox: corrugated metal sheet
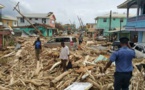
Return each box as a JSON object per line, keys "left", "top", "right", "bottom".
{"left": 64, "top": 82, "right": 93, "bottom": 90}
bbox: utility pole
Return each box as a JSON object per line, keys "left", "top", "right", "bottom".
{"left": 109, "top": 10, "right": 112, "bottom": 41}
{"left": 120, "top": 20, "right": 121, "bottom": 38}
{"left": 119, "top": 19, "right": 123, "bottom": 39}
{"left": 69, "top": 19, "right": 73, "bottom": 31}
{"left": 13, "top": 2, "right": 42, "bottom": 35}
{"left": 77, "top": 16, "right": 82, "bottom": 31}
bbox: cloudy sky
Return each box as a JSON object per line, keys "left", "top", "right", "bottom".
{"left": 1, "top": 0, "right": 136, "bottom": 26}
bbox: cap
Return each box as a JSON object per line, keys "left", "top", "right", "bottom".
{"left": 119, "top": 37, "right": 129, "bottom": 43}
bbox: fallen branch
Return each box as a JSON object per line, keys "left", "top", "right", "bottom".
{"left": 49, "top": 61, "right": 61, "bottom": 71}
{"left": 52, "top": 70, "right": 72, "bottom": 84}
{"left": 0, "top": 51, "right": 15, "bottom": 59}
{"left": 34, "top": 61, "right": 43, "bottom": 76}
{"left": 85, "top": 68, "right": 95, "bottom": 81}
{"left": 59, "top": 77, "right": 76, "bottom": 89}
{"left": 83, "top": 55, "right": 90, "bottom": 66}
{"left": 87, "top": 78, "right": 101, "bottom": 89}
{"left": 56, "top": 81, "right": 64, "bottom": 88}
{"left": 0, "top": 86, "right": 10, "bottom": 90}
{"left": 82, "top": 71, "right": 91, "bottom": 80}
{"left": 24, "top": 79, "right": 48, "bottom": 86}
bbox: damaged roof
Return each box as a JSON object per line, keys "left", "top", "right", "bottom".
{"left": 17, "top": 12, "right": 54, "bottom": 18}
{"left": 13, "top": 23, "right": 55, "bottom": 29}
{"left": 2, "top": 15, "right": 17, "bottom": 21}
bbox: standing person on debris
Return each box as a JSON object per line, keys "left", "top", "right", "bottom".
{"left": 59, "top": 42, "right": 69, "bottom": 72}
{"left": 103, "top": 37, "right": 135, "bottom": 90}
{"left": 33, "top": 37, "right": 42, "bottom": 61}
{"left": 79, "top": 33, "right": 83, "bottom": 45}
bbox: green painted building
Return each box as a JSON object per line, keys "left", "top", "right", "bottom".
{"left": 95, "top": 13, "right": 127, "bottom": 36}
{"left": 13, "top": 24, "right": 55, "bottom": 37}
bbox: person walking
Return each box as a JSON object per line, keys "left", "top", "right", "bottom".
{"left": 103, "top": 37, "right": 135, "bottom": 90}
{"left": 33, "top": 37, "right": 42, "bottom": 61}
{"left": 59, "top": 42, "right": 69, "bottom": 72}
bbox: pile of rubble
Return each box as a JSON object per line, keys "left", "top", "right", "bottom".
{"left": 0, "top": 37, "right": 144, "bottom": 90}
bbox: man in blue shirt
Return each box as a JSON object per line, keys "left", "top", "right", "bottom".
{"left": 33, "top": 37, "right": 42, "bottom": 61}
{"left": 103, "top": 37, "right": 135, "bottom": 90}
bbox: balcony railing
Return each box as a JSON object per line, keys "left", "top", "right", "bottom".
{"left": 126, "top": 14, "right": 145, "bottom": 29}
{"left": 128, "top": 14, "right": 145, "bottom": 22}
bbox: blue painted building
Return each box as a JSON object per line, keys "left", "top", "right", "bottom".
{"left": 118, "top": 0, "right": 145, "bottom": 43}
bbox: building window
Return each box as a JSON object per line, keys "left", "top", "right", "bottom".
{"left": 42, "top": 18, "right": 46, "bottom": 23}
{"left": 103, "top": 18, "right": 107, "bottom": 22}
{"left": 113, "top": 18, "right": 116, "bottom": 20}
{"left": 20, "top": 18, "right": 25, "bottom": 23}
{"left": 120, "top": 18, "right": 123, "bottom": 22}
{"left": 14, "top": 21, "right": 17, "bottom": 25}
{"left": 29, "top": 18, "right": 32, "bottom": 20}
{"left": 35, "top": 18, "right": 38, "bottom": 20}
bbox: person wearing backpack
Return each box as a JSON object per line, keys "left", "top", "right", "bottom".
{"left": 33, "top": 37, "right": 42, "bottom": 61}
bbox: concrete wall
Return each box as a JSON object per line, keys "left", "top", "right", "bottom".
{"left": 96, "top": 18, "right": 127, "bottom": 36}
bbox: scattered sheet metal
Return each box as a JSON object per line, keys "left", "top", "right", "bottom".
{"left": 64, "top": 82, "right": 93, "bottom": 90}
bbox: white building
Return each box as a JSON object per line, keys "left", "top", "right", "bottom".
{"left": 17, "top": 12, "right": 56, "bottom": 28}
{"left": 0, "top": 4, "right": 4, "bottom": 26}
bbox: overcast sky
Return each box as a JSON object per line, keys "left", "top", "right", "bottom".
{"left": 1, "top": 0, "right": 136, "bottom": 26}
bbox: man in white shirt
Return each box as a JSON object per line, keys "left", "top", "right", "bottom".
{"left": 59, "top": 42, "right": 69, "bottom": 72}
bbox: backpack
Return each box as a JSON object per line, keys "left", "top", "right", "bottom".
{"left": 35, "top": 41, "right": 41, "bottom": 49}
{"left": 66, "top": 61, "right": 72, "bottom": 70}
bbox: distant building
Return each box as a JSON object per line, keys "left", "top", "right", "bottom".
{"left": 0, "top": 4, "right": 4, "bottom": 26}
{"left": 17, "top": 12, "right": 56, "bottom": 28}
{"left": 63, "top": 24, "right": 76, "bottom": 34}
{"left": 2, "top": 15, "right": 17, "bottom": 27}
{"left": 95, "top": 13, "right": 128, "bottom": 36}
{"left": 86, "top": 23, "right": 96, "bottom": 37}
{"left": 118, "top": 0, "right": 145, "bottom": 43}
{"left": 0, "top": 4, "right": 15, "bottom": 49}
{"left": 63, "top": 24, "right": 76, "bottom": 30}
